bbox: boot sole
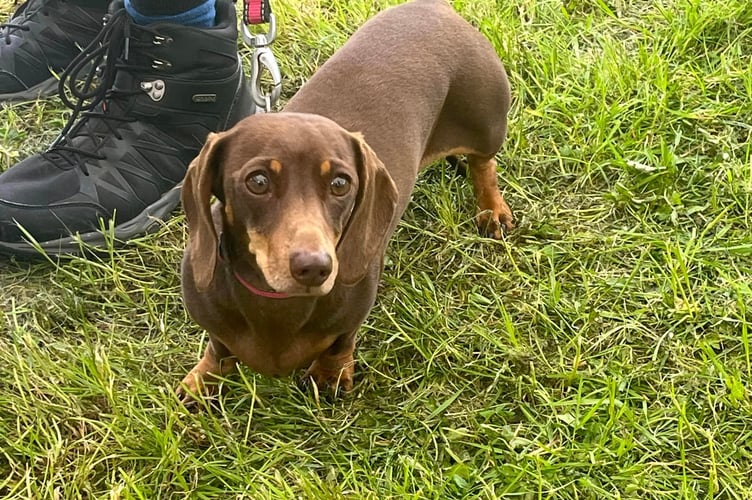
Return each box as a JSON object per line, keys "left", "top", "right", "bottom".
{"left": 0, "top": 184, "right": 182, "bottom": 258}
{"left": 0, "top": 77, "right": 60, "bottom": 102}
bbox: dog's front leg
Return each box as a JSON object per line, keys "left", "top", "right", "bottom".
{"left": 302, "top": 331, "right": 357, "bottom": 395}
{"left": 177, "top": 337, "right": 238, "bottom": 405}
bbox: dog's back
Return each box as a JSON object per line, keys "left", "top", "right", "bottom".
{"left": 285, "top": 0, "right": 510, "bottom": 215}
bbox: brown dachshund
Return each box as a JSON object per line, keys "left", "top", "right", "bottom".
{"left": 178, "top": 0, "right": 513, "bottom": 402}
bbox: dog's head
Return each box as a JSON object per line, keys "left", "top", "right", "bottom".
{"left": 182, "top": 112, "right": 398, "bottom": 296}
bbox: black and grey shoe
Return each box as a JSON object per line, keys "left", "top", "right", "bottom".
{"left": 0, "top": 0, "right": 253, "bottom": 256}
{"left": 0, "top": 0, "right": 106, "bottom": 101}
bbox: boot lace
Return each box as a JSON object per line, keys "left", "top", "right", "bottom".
{"left": 46, "top": 7, "right": 168, "bottom": 173}
{"left": 0, "top": 0, "right": 51, "bottom": 45}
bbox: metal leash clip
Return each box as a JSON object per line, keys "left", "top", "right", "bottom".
{"left": 242, "top": 11, "right": 281, "bottom": 113}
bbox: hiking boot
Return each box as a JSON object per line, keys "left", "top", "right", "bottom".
{"left": 0, "top": 0, "right": 106, "bottom": 101}
{"left": 0, "top": 0, "right": 253, "bottom": 256}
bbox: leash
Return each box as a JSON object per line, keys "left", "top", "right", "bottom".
{"left": 217, "top": 233, "right": 291, "bottom": 300}
{"left": 240, "top": 0, "right": 281, "bottom": 113}
{"left": 243, "top": 0, "right": 271, "bottom": 24}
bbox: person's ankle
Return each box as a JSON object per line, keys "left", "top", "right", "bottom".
{"left": 124, "top": 0, "right": 216, "bottom": 27}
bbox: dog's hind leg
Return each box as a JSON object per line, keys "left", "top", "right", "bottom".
{"left": 468, "top": 154, "right": 514, "bottom": 239}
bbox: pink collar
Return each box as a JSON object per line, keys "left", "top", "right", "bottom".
{"left": 230, "top": 268, "right": 291, "bottom": 299}
{"left": 218, "top": 233, "right": 291, "bottom": 300}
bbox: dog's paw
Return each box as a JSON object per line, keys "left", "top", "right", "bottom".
{"left": 176, "top": 369, "right": 221, "bottom": 410}
{"left": 477, "top": 205, "right": 514, "bottom": 239}
{"left": 300, "top": 357, "right": 355, "bottom": 397}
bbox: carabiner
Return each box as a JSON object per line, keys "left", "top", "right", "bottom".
{"left": 241, "top": 12, "right": 276, "bottom": 48}
{"left": 242, "top": 13, "right": 281, "bottom": 112}
{"left": 250, "top": 46, "right": 281, "bottom": 112}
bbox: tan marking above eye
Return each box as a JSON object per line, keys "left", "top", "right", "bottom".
{"left": 270, "top": 160, "right": 282, "bottom": 173}
{"left": 320, "top": 160, "right": 331, "bottom": 176}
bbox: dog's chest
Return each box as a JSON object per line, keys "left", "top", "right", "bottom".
{"left": 223, "top": 318, "right": 341, "bottom": 377}
{"left": 206, "top": 296, "right": 355, "bottom": 377}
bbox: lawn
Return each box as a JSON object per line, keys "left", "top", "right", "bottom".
{"left": 1, "top": 0, "right": 751, "bottom": 498}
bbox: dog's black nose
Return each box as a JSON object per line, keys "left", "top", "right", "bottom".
{"left": 289, "top": 250, "right": 333, "bottom": 287}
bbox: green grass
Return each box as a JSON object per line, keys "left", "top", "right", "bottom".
{"left": 1, "top": 0, "right": 751, "bottom": 497}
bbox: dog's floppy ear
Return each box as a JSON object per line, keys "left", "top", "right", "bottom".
{"left": 336, "top": 132, "right": 399, "bottom": 285}
{"left": 182, "top": 131, "right": 229, "bottom": 291}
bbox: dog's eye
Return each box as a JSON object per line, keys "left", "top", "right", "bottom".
{"left": 247, "top": 172, "right": 270, "bottom": 195}
{"left": 330, "top": 175, "right": 351, "bottom": 196}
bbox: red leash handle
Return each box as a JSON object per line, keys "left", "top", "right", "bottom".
{"left": 244, "top": 0, "right": 271, "bottom": 25}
